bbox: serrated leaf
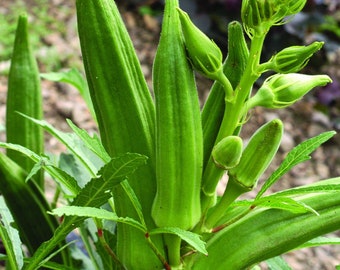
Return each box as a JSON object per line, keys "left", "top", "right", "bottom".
{"left": 24, "top": 153, "right": 147, "bottom": 270}
{"left": 149, "top": 227, "right": 207, "bottom": 255}
{"left": 0, "top": 197, "right": 24, "bottom": 270}
{"left": 59, "top": 153, "right": 91, "bottom": 188}
{"left": 256, "top": 131, "right": 336, "bottom": 199}
{"left": 266, "top": 256, "right": 292, "bottom": 270}
{"left": 120, "top": 180, "right": 145, "bottom": 226}
{"left": 51, "top": 206, "right": 146, "bottom": 232}
{"left": 97, "top": 153, "right": 147, "bottom": 182}
{"left": 274, "top": 183, "right": 340, "bottom": 197}
{"left": 297, "top": 236, "right": 340, "bottom": 249}
{"left": 253, "top": 196, "right": 319, "bottom": 215}
{"left": 66, "top": 119, "right": 110, "bottom": 163}
{"left": 0, "top": 142, "right": 80, "bottom": 196}
{"left": 25, "top": 156, "right": 48, "bottom": 183}
{"left": 40, "top": 68, "right": 96, "bottom": 122}
{"left": 18, "top": 114, "right": 99, "bottom": 177}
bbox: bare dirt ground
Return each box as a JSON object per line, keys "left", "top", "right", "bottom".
{"left": 1, "top": 1, "right": 340, "bottom": 269}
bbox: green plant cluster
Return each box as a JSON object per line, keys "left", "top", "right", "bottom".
{"left": 0, "top": 0, "right": 340, "bottom": 270}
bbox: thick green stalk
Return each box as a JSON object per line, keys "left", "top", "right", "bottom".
{"left": 6, "top": 14, "right": 44, "bottom": 189}
{"left": 201, "top": 34, "right": 266, "bottom": 211}
{"left": 76, "top": 0, "right": 162, "bottom": 269}
{"left": 201, "top": 21, "right": 249, "bottom": 170}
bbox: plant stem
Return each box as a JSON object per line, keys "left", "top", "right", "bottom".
{"left": 145, "top": 233, "right": 170, "bottom": 270}
{"left": 164, "top": 234, "right": 182, "bottom": 268}
{"left": 201, "top": 33, "right": 266, "bottom": 215}
{"left": 204, "top": 177, "right": 247, "bottom": 230}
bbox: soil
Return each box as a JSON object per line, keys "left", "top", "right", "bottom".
{"left": 1, "top": 1, "right": 340, "bottom": 269}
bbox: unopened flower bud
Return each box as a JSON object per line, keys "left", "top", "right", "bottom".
{"left": 212, "top": 136, "right": 243, "bottom": 170}
{"left": 241, "top": 0, "right": 307, "bottom": 37}
{"left": 228, "top": 119, "right": 283, "bottom": 191}
{"left": 177, "top": 8, "right": 222, "bottom": 78}
{"left": 177, "top": 8, "right": 234, "bottom": 100}
{"left": 248, "top": 73, "right": 332, "bottom": 109}
{"left": 269, "top": 42, "right": 323, "bottom": 73}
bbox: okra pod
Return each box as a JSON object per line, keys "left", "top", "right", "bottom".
{"left": 152, "top": 0, "right": 203, "bottom": 231}
{"left": 228, "top": 119, "right": 283, "bottom": 191}
{"left": 6, "top": 14, "right": 44, "bottom": 189}
{"left": 76, "top": 0, "right": 162, "bottom": 269}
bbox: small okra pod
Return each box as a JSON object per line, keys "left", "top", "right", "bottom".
{"left": 228, "top": 119, "right": 283, "bottom": 191}
{"left": 7, "top": 14, "right": 44, "bottom": 189}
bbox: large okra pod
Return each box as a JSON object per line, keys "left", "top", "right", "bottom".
{"left": 152, "top": 0, "right": 203, "bottom": 230}
{"left": 76, "top": 1, "right": 162, "bottom": 269}
{"left": 192, "top": 179, "right": 340, "bottom": 269}
{"left": 6, "top": 14, "right": 44, "bottom": 189}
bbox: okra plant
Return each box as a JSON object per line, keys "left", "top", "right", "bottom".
{"left": 1, "top": 0, "right": 340, "bottom": 269}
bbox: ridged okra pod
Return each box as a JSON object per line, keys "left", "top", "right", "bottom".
{"left": 6, "top": 14, "right": 44, "bottom": 189}
{"left": 76, "top": 1, "right": 163, "bottom": 269}
{"left": 152, "top": 0, "right": 203, "bottom": 230}
{"left": 228, "top": 119, "right": 283, "bottom": 191}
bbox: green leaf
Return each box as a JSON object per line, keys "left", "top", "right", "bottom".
{"left": 120, "top": 180, "right": 146, "bottom": 227}
{"left": 66, "top": 119, "right": 110, "bottom": 163}
{"left": 25, "top": 156, "right": 48, "bottom": 183}
{"left": 253, "top": 196, "right": 319, "bottom": 215}
{"left": 24, "top": 153, "right": 147, "bottom": 270}
{"left": 256, "top": 131, "right": 336, "bottom": 199}
{"left": 297, "top": 236, "right": 340, "bottom": 249}
{"left": 59, "top": 153, "right": 91, "bottom": 189}
{"left": 149, "top": 227, "right": 207, "bottom": 255}
{"left": 40, "top": 68, "right": 96, "bottom": 122}
{"left": 0, "top": 142, "right": 81, "bottom": 196}
{"left": 266, "top": 256, "right": 292, "bottom": 270}
{"left": 18, "top": 114, "right": 99, "bottom": 177}
{"left": 51, "top": 206, "right": 146, "bottom": 232}
{"left": 0, "top": 197, "right": 23, "bottom": 270}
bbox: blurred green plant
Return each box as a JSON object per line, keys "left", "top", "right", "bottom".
{"left": 0, "top": 0, "right": 73, "bottom": 74}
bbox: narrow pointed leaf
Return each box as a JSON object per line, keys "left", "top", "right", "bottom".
{"left": 297, "top": 236, "right": 340, "bottom": 249}
{"left": 0, "top": 142, "right": 80, "bottom": 196}
{"left": 150, "top": 227, "right": 207, "bottom": 255}
{"left": 0, "top": 197, "right": 23, "bottom": 270}
{"left": 51, "top": 206, "right": 146, "bottom": 232}
{"left": 18, "top": 114, "right": 98, "bottom": 177}
{"left": 40, "top": 68, "right": 96, "bottom": 122}
{"left": 257, "top": 131, "right": 336, "bottom": 198}
{"left": 266, "top": 256, "right": 292, "bottom": 270}
{"left": 66, "top": 119, "right": 110, "bottom": 163}
{"left": 24, "top": 153, "right": 147, "bottom": 270}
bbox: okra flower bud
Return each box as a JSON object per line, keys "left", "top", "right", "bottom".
{"left": 228, "top": 119, "right": 283, "bottom": 191}
{"left": 247, "top": 73, "right": 332, "bottom": 109}
{"left": 268, "top": 42, "right": 323, "bottom": 73}
{"left": 212, "top": 136, "right": 243, "bottom": 170}
{"left": 177, "top": 8, "right": 234, "bottom": 100}
{"left": 242, "top": 0, "right": 306, "bottom": 37}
